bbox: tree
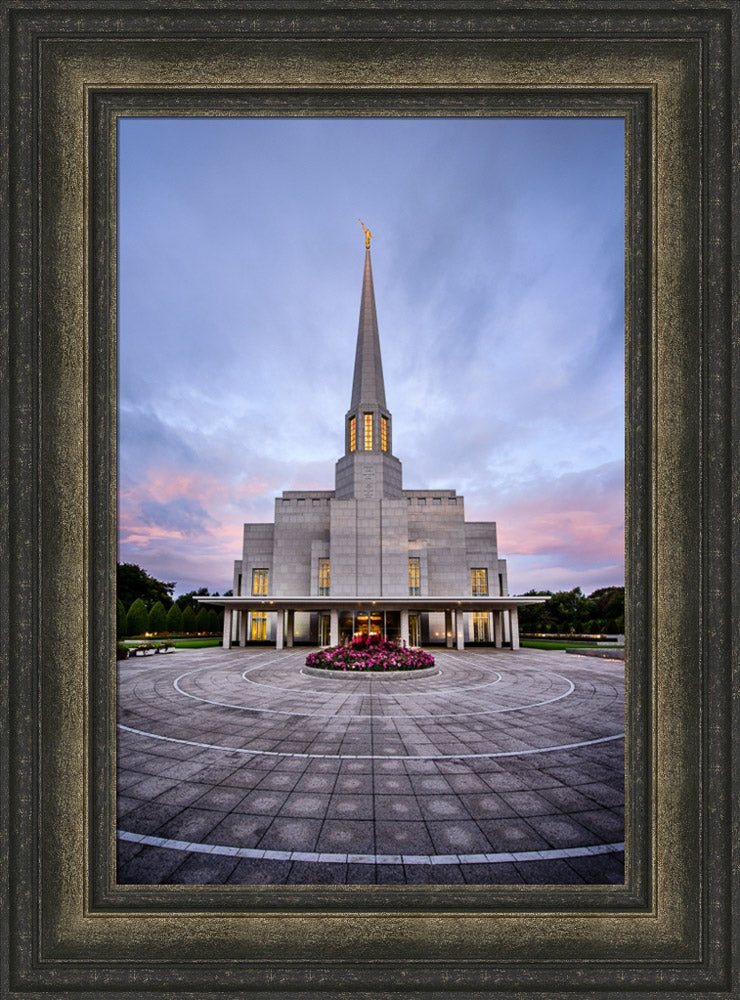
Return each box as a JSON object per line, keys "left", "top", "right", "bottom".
{"left": 165, "top": 602, "right": 182, "bottom": 633}
{"left": 195, "top": 607, "right": 210, "bottom": 633}
{"left": 117, "top": 563, "right": 175, "bottom": 611}
{"left": 148, "top": 600, "right": 167, "bottom": 634}
{"left": 181, "top": 605, "right": 196, "bottom": 634}
{"left": 116, "top": 598, "right": 127, "bottom": 639}
{"left": 516, "top": 591, "right": 552, "bottom": 633}
{"left": 175, "top": 587, "right": 210, "bottom": 613}
{"left": 126, "top": 598, "right": 149, "bottom": 637}
{"left": 206, "top": 609, "right": 219, "bottom": 634}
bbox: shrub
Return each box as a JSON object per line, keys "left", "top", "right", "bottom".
{"left": 306, "top": 635, "right": 434, "bottom": 672}
{"left": 165, "top": 602, "right": 183, "bottom": 633}
{"left": 181, "top": 605, "right": 196, "bottom": 634}
{"left": 116, "top": 599, "right": 127, "bottom": 638}
{"left": 195, "top": 607, "right": 210, "bottom": 633}
{"left": 125, "top": 598, "right": 149, "bottom": 637}
{"left": 148, "top": 600, "right": 167, "bottom": 633}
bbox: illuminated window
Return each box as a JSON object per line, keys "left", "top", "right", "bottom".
{"left": 471, "top": 568, "right": 488, "bottom": 596}
{"left": 472, "top": 612, "right": 490, "bottom": 642}
{"left": 381, "top": 415, "right": 388, "bottom": 451}
{"left": 349, "top": 416, "right": 356, "bottom": 452}
{"left": 252, "top": 568, "right": 269, "bottom": 596}
{"left": 318, "top": 558, "right": 330, "bottom": 596}
{"left": 250, "top": 612, "right": 267, "bottom": 641}
{"left": 409, "top": 557, "right": 420, "bottom": 596}
{"left": 364, "top": 413, "right": 373, "bottom": 450}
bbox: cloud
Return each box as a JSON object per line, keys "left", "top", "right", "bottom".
{"left": 118, "top": 117, "right": 625, "bottom": 596}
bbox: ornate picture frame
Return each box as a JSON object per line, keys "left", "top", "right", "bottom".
{"left": 2, "top": 2, "right": 736, "bottom": 996}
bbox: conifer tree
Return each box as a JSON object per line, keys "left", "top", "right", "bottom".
{"left": 165, "top": 602, "right": 182, "bottom": 634}
{"left": 206, "top": 609, "right": 219, "bottom": 634}
{"left": 195, "top": 607, "right": 210, "bottom": 633}
{"left": 181, "top": 605, "right": 196, "bottom": 634}
{"left": 148, "top": 600, "right": 167, "bottom": 634}
{"left": 116, "top": 598, "right": 127, "bottom": 638}
{"left": 126, "top": 598, "right": 149, "bottom": 637}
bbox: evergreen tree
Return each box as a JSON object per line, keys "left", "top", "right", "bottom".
{"left": 165, "top": 602, "right": 182, "bottom": 634}
{"left": 116, "top": 598, "right": 127, "bottom": 638}
{"left": 181, "top": 605, "right": 196, "bottom": 634}
{"left": 195, "top": 607, "right": 210, "bottom": 633}
{"left": 148, "top": 600, "right": 167, "bottom": 634}
{"left": 126, "top": 598, "right": 149, "bottom": 637}
{"left": 206, "top": 609, "right": 219, "bottom": 634}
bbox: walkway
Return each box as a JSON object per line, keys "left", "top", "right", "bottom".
{"left": 117, "top": 646, "right": 625, "bottom": 885}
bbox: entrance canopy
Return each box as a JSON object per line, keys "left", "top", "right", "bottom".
{"left": 197, "top": 595, "right": 545, "bottom": 651}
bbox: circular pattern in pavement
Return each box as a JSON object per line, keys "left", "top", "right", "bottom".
{"left": 117, "top": 646, "right": 625, "bottom": 885}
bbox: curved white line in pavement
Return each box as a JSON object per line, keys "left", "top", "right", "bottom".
{"left": 117, "top": 722, "right": 624, "bottom": 760}
{"left": 171, "top": 664, "right": 575, "bottom": 720}
{"left": 117, "top": 829, "right": 624, "bottom": 867}
{"left": 239, "top": 660, "right": 507, "bottom": 697}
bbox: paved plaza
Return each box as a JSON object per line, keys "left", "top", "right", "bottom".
{"left": 117, "top": 646, "right": 625, "bottom": 885}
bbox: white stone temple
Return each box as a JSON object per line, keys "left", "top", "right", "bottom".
{"left": 202, "top": 232, "right": 542, "bottom": 649}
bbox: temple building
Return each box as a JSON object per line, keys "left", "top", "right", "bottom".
{"left": 203, "top": 231, "right": 542, "bottom": 649}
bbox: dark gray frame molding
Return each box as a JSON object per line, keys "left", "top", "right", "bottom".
{"left": 1, "top": 2, "right": 737, "bottom": 997}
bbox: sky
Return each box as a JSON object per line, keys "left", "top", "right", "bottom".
{"left": 118, "top": 116, "right": 624, "bottom": 598}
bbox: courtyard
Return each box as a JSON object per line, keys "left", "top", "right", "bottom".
{"left": 117, "top": 646, "right": 625, "bottom": 885}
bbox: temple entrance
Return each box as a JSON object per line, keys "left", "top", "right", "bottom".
{"left": 409, "top": 613, "right": 420, "bottom": 647}
{"left": 355, "top": 613, "right": 383, "bottom": 638}
{"left": 318, "top": 614, "right": 330, "bottom": 646}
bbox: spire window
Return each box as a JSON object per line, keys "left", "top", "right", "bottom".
{"left": 349, "top": 416, "right": 356, "bottom": 452}
{"left": 364, "top": 413, "right": 373, "bottom": 450}
{"left": 252, "top": 568, "right": 269, "bottom": 596}
{"left": 471, "top": 568, "right": 488, "bottom": 596}
{"left": 381, "top": 415, "right": 388, "bottom": 451}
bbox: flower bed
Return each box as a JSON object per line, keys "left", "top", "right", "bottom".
{"left": 306, "top": 634, "right": 434, "bottom": 672}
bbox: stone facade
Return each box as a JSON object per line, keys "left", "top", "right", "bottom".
{"left": 232, "top": 246, "right": 510, "bottom": 645}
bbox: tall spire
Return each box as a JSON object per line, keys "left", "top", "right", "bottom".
{"left": 350, "top": 247, "right": 387, "bottom": 411}
{"left": 334, "top": 233, "right": 403, "bottom": 500}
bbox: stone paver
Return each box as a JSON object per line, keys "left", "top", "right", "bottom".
{"left": 117, "top": 646, "right": 625, "bottom": 884}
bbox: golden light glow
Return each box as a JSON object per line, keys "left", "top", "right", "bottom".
{"left": 472, "top": 612, "right": 490, "bottom": 642}
{"left": 381, "top": 415, "right": 388, "bottom": 451}
{"left": 349, "top": 416, "right": 356, "bottom": 452}
{"left": 252, "top": 568, "right": 269, "bottom": 596}
{"left": 471, "top": 568, "right": 488, "bottom": 596}
{"left": 250, "top": 612, "right": 267, "bottom": 641}
{"left": 364, "top": 413, "right": 373, "bottom": 450}
{"left": 319, "top": 558, "right": 330, "bottom": 596}
{"left": 409, "top": 557, "right": 420, "bottom": 596}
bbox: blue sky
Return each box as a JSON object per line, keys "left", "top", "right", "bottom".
{"left": 118, "top": 116, "right": 624, "bottom": 597}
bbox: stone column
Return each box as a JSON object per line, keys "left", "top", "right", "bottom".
{"left": 493, "top": 611, "right": 503, "bottom": 648}
{"left": 286, "top": 610, "right": 294, "bottom": 648}
{"left": 275, "top": 609, "right": 284, "bottom": 650}
{"left": 455, "top": 609, "right": 465, "bottom": 650}
{"left": 329, "top": 609, "right": 339, "bottom": 646}
{"left": 445, "top": 610, "right": 453, "bottom": 647}
{"left": 222, "top": 607, "right": 232, "bottom": 649}
{"left": 510, "top": 606, "right": 520, "bottom": 650}
{"left": 238, "top": 610, "right": 247, "bottom": 647}
{"left": 400, "top": 609, "right": 410, "bottom": 646}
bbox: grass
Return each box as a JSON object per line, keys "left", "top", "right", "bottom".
{"left": 169, "top": 638, "right": 222, "bottom": 649}
{"left": 123, "top": 637, "right": 222, "bottom": 649}
{"left": 521, "top": 640, "right": 624, "bottom": 651}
